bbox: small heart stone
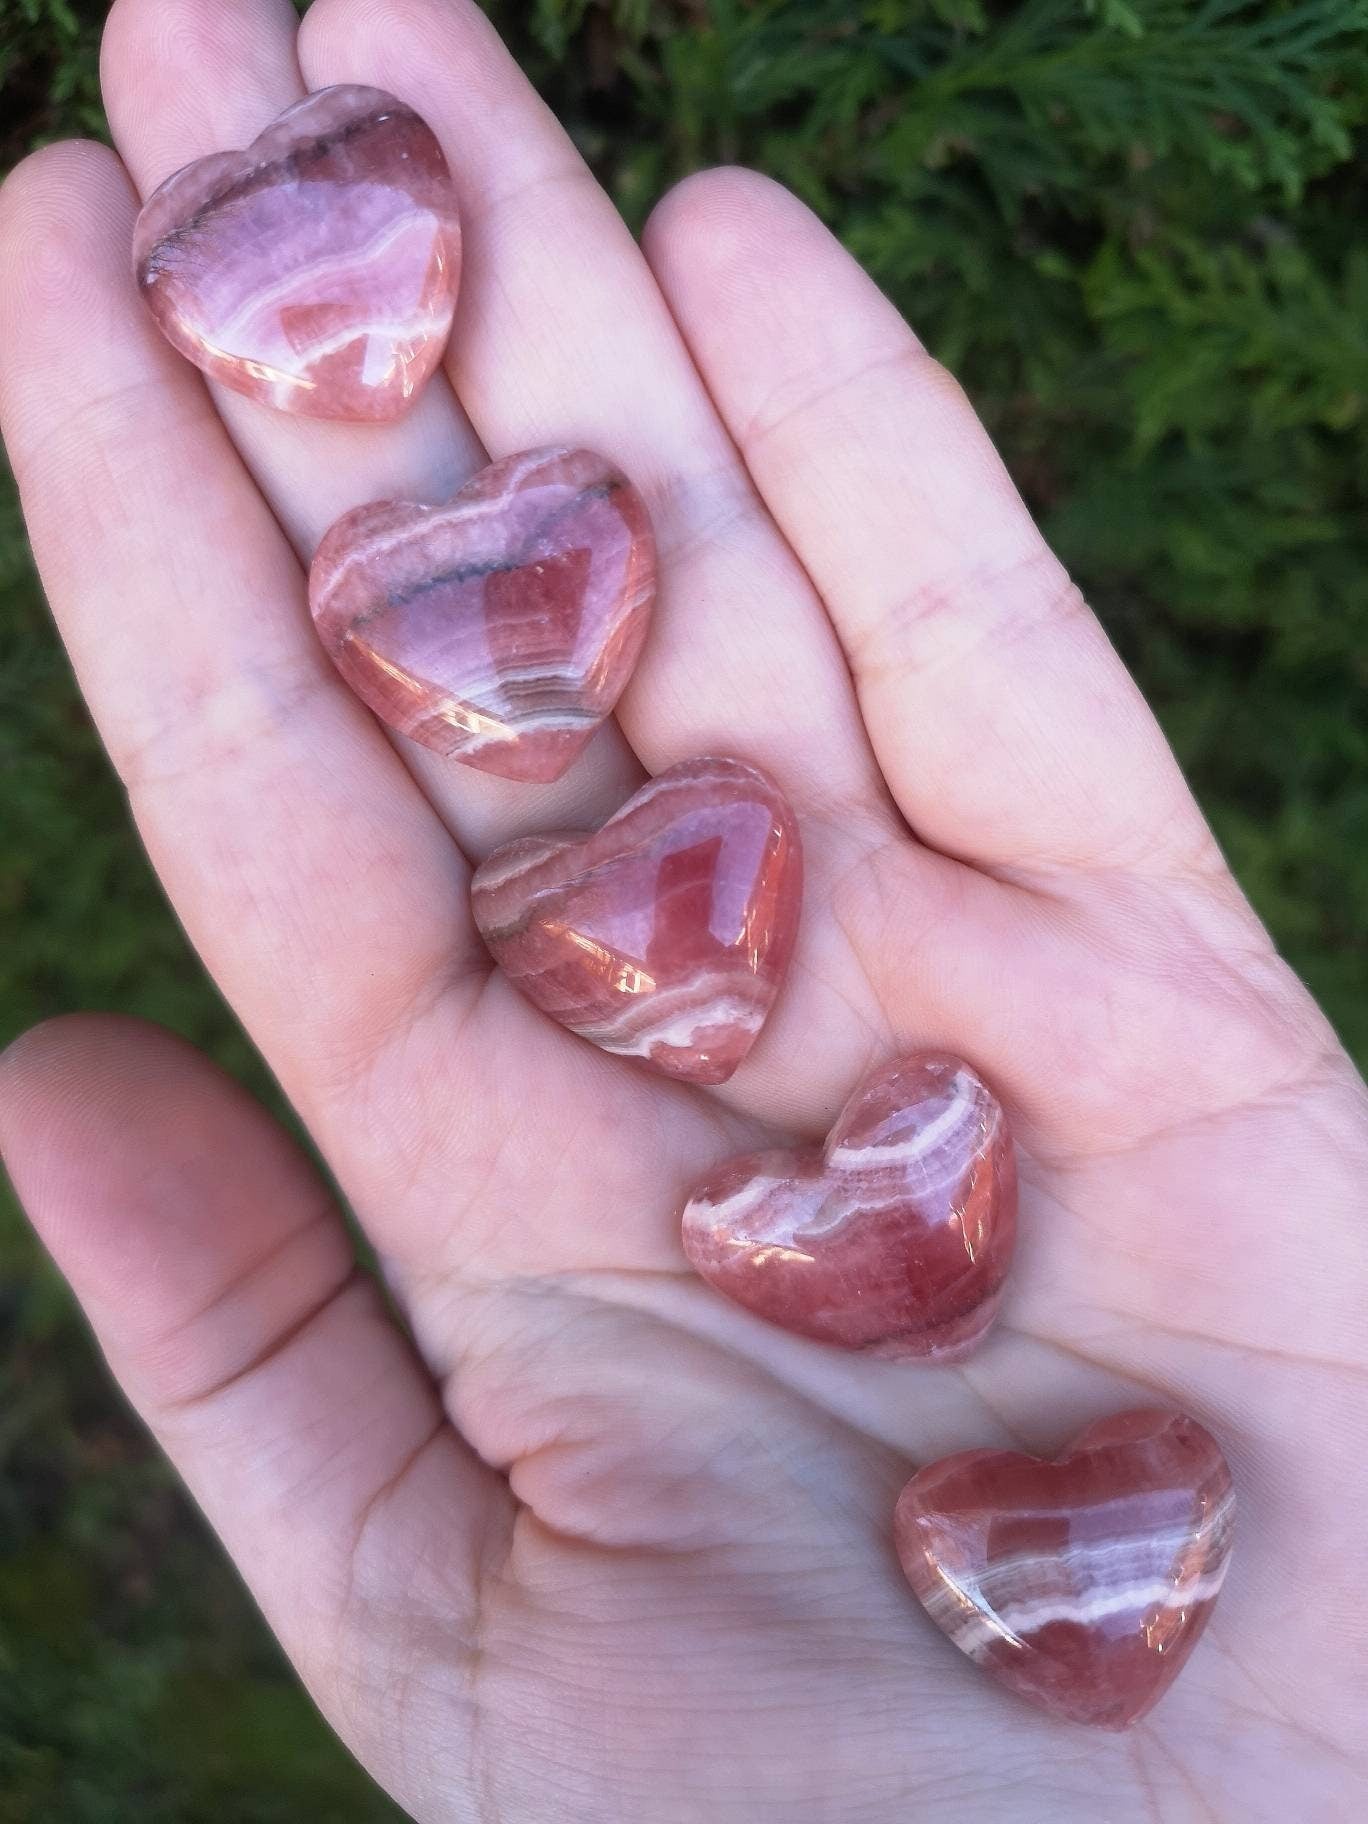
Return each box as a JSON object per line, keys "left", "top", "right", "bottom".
{"left": 471, "top": 756, "right": 801, "bottom": 1082}
{"left": 682, "top": 1053, "right": 1016, "bottom": 1359}
{"left": 309, "top": 447, "right": 656, "bottom": 781}
{"left": 134, "top": 85, "right": 460, "bottom": 421}
{"left": 895, "top": 1409, "right": 1235, "bottom": 1729}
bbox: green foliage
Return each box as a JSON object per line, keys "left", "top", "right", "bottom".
{"left": 487, "top": 0, "right": 1368, "bottom": 1054}
{"left": 0, "top": 0, "right": 104, "bottom": 144}
{"left": 2, "top": 1, "right": 1366, "bottom": 1815}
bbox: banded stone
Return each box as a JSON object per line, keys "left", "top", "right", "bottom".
{"left": 470, "top": 756, "right": 802, "bottom": 1082}
{"left": 894, "top": 1409, "right": 1235, "bottom": 1729}
{"left": 309, "top": 447, "right": 656, "bottom": 780}
{"left": 134, "top": 85, "right": 460, "bottom": 421}
{"left": 681, "top": 1053, "right": 1016, "bottom": 1359}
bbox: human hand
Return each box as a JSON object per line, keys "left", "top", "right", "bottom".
{"left": 2, "top": 1, "right": 1365, "bottom": 1817}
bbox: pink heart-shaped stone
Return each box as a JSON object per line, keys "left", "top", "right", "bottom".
{"left": 471, "top": 757, "right": 801, "bottom": 1082}
{"left": 309, "top": 447, "right": 656, "bottom": 781}
{"left": 895, "top": 1409, "right": 1235, "bottom": 1729}
{"left": 134, "top": 85, "right": 460, "bottom": 421}
{"left": 682, "top": 1053, "right": 1016, "bottom": 1358}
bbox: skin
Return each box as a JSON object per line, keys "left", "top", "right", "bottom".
{"left": 1, "top": 2, "right": 1365, "bottom": 1819}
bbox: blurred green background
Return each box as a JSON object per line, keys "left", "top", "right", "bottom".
{"left": 2, "top": 0, "right": 1366, "bottom": 1816}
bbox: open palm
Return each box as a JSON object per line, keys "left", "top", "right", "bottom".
{"left": 3, "top": 2, "right": 1365, "bottom": 1818}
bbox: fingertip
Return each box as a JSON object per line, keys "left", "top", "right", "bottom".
{"left": 298, "top": 0, "right": 503, "bottom": 96}
{"left": 0, "top": 140, "right": 134, "bottom": 321}
{"left": 101, "top": 0, "right": 182, "bottom": 82}
{"left": 646, "top": 159, "right": 924, "bottom": 391}
{"left": 102, "top": 0, "right": 300, "bottom": 104}
{"left": 0, "top": 1012, "right": 158, "bottom": 1135}
{"left": 0, "top": 1016, "right": 187, "bottom": 1298}
{"left": 645, "top": 161, "right": 786, "bottom": 228}
{"left": 0, "top": 1013, "right": 291, "bottom": 1261}
{"left": 643, "top": 165, "right": 876, "bottom": 325}
{"left": 0, "top": 1011, "right": 361, "bottom": 1407}
{"left": 643, "top": 164, "right": 801, "bottom": 284}
{"left": 0, "top": 137, "right": 126, "bottom": 221}
{"left": 0, "top": 144, "right": 144, "bottom": 466}
{"left": 0, "top": 1011, "right": 274, "bottom": 1170}
{"left": 1, "top": 1013, "right": 176, "bottom": 1182}
{"left": 102, "top": 0, "right": 304, "bottom": 193}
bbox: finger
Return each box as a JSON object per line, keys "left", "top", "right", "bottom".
{"left": 99, "top": 0, "right": 476, "bottom": 556}
{"left": 645, "top": 168, "right": 1219, "bottom": 879}
{"left": 0, "top": 1016, "right": 509, "bottom": 1810}
{"left": 0, "top": 140, "right": 473, "bottom": 1100}
{"left": 100, "top": 0, "right": 641, "bottom": 858}
{"left": 298, "top": 0, "right": 890, "bottom": 829}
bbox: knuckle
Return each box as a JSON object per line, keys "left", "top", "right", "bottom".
{"left": 856, "top": 544, "right": 1080, "bottom": 683}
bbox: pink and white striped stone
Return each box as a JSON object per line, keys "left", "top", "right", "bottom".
{"left": 309, "top": 447, "right": 656, "bottom": 780}
{"left": 134, "top": 86, "right": 460, "bottom": 421}
{"left": 470, "top": 757, "right": 802, "bottom": 1082}
{"left": 895, "top": 1409, "right": 1235, "bottom": 1729}
{"left": 682, "top": 1053, "right": 1016, "bottom": 1358}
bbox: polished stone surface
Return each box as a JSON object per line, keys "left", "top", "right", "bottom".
{"left": 471, "top": 757, "right": 801, "bottom": 1081}
{"left": 895, "top": 1409, "right": 1235, "bottom": 1729}
{"left": 309, "top": 447, "right": 655, "bottom": 780}
{"left": 134, "top": 85, "right": 460, "bottom": 420}
{"left": 681, "top": 1053, "right": 1016, "bottom": 1359}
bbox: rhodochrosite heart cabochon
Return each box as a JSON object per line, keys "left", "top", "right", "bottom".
{"left": 471, "top": 756, "right": 802, "bottom": 1082}
{"left": 895, "top": 1409, "right": 1235, "bottom": 1729}
{"left": 682, "top": 1052, "right": 1017, "bottom": 1359}
{"left": 309, "top": 447, "right": 657, "bottom": 781}
{"left": 134, "top": 85, "right": 461, "bottom": 420}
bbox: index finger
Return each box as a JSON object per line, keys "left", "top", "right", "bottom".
{"left": 0, "top": 141, "right": 474, "bottom": 1103}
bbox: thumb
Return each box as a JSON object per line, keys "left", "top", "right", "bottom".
{"left": 0, "top": 1015, "right": 507, "bottom": 1810}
